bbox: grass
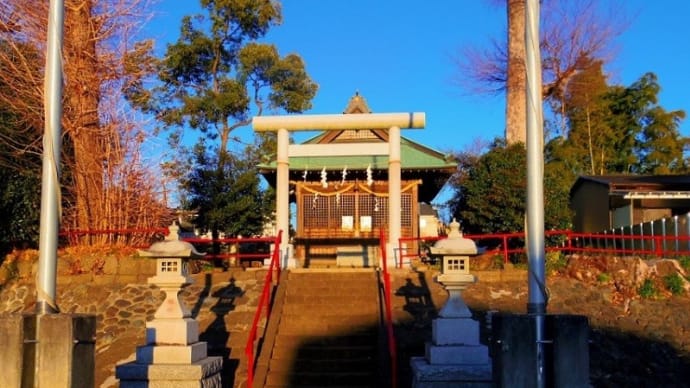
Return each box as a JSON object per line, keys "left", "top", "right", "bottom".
{"left": 664, "top": 273, "right": 685, "bottom": 295}
{"left": 678, "top": 256, "right": 690, "bottom": 272}
{"left": 638, "top": 279, "right": 658, "bottom": 299}
{"left": 597, "top": 272, "right": 611, "bottom": 283}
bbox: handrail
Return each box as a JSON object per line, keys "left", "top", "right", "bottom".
{"left": 396, "top": 235, "right": 442, "bottom": 268}
{"left": 379, "top": 229, "right": 398, "bottom": 388}
{"left": 245, "top": 230, "right": 283, "bottom": 388}
{"left": 183, "top": 236, "right": 279, "bottom": 262}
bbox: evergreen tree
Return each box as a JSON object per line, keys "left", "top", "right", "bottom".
{"left": 129, "top": 0, "right": 317, "bottom": 237}
{"left": 550, "top": 71, "right": 688, "bottom": 176}
{"left": 184, "top": 140, "right": 269, "bottom": 238}
{"left": 0, "top": 110, "right": 41, "bottom": 254}
{"left": 606, "top": 73, "right": 687, "bottom": 174}
{"left": 130, "top": 0, "right": 317, "bottom": 160}
{"left": 553, "top": 60, "right": 613, "bottom": 175}
{"left": 450, "top": 139, "right": 573, "bottom": 236}
{"left": 452, "top": 139, "right": 527, "bottom": 234}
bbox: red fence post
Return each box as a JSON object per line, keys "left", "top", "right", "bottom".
{"left": 503, "top": 235, "right": 509, "bottom": 264}
{"left": 655, "top": 235, "right": 663, "bottom": 258}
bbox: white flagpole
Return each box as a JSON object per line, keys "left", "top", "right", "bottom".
{"left": 525, "top": 0, "right": 547, "bottom": 386}
{"left": 36, "top": 0, "right": 65, "bottom": 314}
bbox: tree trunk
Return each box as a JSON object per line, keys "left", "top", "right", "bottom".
{"left": 64, "top": 0, "right": 105, "bottom": 236}
{"left": 506, "top": 0, "right": 527, "bottom": 145}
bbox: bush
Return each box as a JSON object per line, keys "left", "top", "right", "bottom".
{"left": 638, "top": 279, "right": 658, "bottom": 299}
{"left": 597, "top": 272, "right": 611, "bottom": 283}
{"left": 664, "top": 273, "right": 685, "bottom": 295}
{"left": 678, "top": 256, "right": 690, "bottom": 272}
{"left": 545, "top": 251, "right": 568, "bottom": 273}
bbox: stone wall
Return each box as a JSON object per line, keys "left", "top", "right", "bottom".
{"left": 0, "top": 262, "right": 269, "bottom": 388}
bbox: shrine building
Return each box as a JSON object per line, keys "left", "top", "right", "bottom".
{"left": 257, "top": 93, "right": 456, "bottom": 267}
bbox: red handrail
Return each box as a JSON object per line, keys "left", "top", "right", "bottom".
{"left": 182, "top": 236, "right": 280, "bottom": 263}
{"left": 396, "top": 236, "right": 443, "bottom": 268}
{"left": 379, "top": 229, "right": 398, "bottom": 388}
{"left": 245, "top": 230, "right": 282, "bottom": 388}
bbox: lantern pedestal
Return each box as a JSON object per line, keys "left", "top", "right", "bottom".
{"left": 410, "top": 219, "right": 492, "bottom": 387}
{"left": 116, "top": 223, "right": 222, "bottom": 387}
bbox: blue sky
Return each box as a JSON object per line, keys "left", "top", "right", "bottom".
{"left": 147, "top": 0, "right": 690, "bottom": 157}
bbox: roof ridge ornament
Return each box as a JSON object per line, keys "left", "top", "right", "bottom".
{"left": 343, "top": 90, "right": 372, "bottom": 114}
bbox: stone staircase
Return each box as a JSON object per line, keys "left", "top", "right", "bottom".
{"left": 255, "top": 269, "right": 386, "bottom": 387}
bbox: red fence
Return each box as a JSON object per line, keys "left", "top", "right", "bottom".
{"left": 397, "top": 230, "right": 690, "bottom": 267}
{"left": 182, "top": 236, "right": 277, "bottom": 264}
{"left": 60, "top": 227, "right": 690, "bottom": 268}
{"left": 59, "top": 228, "right": 279, "bottom": 265}
{"left": 58, "top": 227, "right": 168, "bottom": 247}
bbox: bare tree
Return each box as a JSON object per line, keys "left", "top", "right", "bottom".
{"left": 0, "top": 0, "right": 168, "bottom": 242}
{"left": 452, "top": 0, "right": 627, "bottom": 143}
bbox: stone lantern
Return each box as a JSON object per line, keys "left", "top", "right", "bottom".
{"left": 410, "top": 219, "right": 492, "bottom": 387}
{"left": 116, "top": 222, "right": 222, "bottom": 387}
{"left": 430, "top": 219, "right": 477, "bottom": 318}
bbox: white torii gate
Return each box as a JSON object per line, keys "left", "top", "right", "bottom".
{"left": 253, "top": 112, "right": 425, "bottom": 267}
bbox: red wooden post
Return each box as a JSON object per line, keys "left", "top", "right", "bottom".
{"left": 503, "top": 235, "right": 509, "bottom": 264}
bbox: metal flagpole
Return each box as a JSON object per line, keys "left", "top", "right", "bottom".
{"left": 36, "top": 0, "right": 65, "bottom": 314}
{"left": 525, "top": 0, "right": 547, "bottom": 386}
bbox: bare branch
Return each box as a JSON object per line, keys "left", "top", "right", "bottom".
{"left": 0, "top": 0, "right": 167, "bottom": 235}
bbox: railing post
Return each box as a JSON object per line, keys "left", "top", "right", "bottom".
{"left": 639, "top": 223, "right": 644, "bottom": 253}
{"left": 661, "top": 218, "right": 667, "bottom": 255}
{"left": 674, "top": 215, "right": 679, "bottom": 254}
{"left": 650, "top": 220, "right": 656, "bottom": 253}
{"left": 603, "top": 230, "right": 608, "bottom": 251}
{"left": 686, "top": 212, "right": 690, "bottom": 252}
{"left": 503, "top": 235, "right": 509, "bottom": 264}
{"left": 655, "top": 236, "right": 663, "bottom": 258}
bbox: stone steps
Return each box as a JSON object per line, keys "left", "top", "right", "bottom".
{"left": 261, "top": 269, "right": 383, "bottom": 387}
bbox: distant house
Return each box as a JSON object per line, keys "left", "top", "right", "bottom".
{"left": 418, "top": 203, "right": 442, "bottom": 238}
{"left": 570, "top": 175, "right": 690, "bottom": 232}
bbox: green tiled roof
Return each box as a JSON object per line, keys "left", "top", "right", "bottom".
{"left": 258, "top": 136, "right": 456, "bottom": 172}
